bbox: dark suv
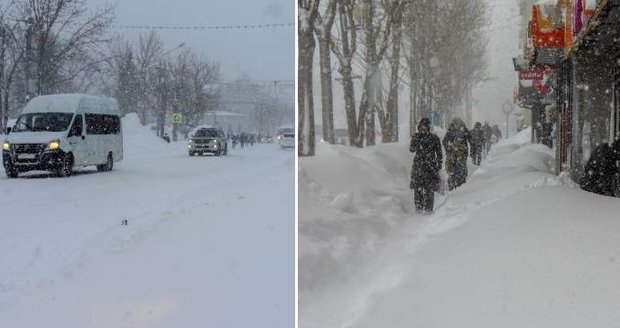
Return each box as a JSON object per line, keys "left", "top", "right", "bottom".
{"left": 188, "top": 127, "right": 228, "bottom": 156}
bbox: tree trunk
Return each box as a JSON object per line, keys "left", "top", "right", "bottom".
{"left": 340, "top": 64, "right": 357, "bottom": 146}
{"left": 335, "top": 0, "right": 358, "bottom": 146}
{"left": 385, "top": 13, "right": 402, "bottom": 143}
{"left": 409, "top": 55, "right": 417, "bottom": 137}
{"left": 318, "top": 37, "right": 334, "bottom": 144}
{"left": 316, "top": 0, "right": 337, "bottom": 144}
{"left": 298, "top": 25, "right": 316, "bottom": 156}
{"left": 0, "top": 28, "right": 5, "bottom": 132}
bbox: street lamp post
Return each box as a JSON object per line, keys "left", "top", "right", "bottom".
{"left": 202, "top": 83, "right": 222, "bottom": 128}
{"left": 157, "top": 43, "right": 185, "bottom": 139}
{"left": 502, "top": 100, "right": 514, "bottom": 139}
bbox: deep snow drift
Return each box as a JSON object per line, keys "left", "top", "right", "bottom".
{"left": 0, "top": 113, "right": 294, "bottom": 327}
{"left": 299, "top": 128, "right": 620, "bottom": 328}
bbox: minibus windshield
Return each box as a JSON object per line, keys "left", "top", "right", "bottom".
{"left": 13, "top": 113, "right": 74, "bottom": 132}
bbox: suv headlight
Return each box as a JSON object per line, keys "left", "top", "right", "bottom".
{"left": 47, "top": 139, "right": 60, "bottom": 150}
{"left": 2, "top": 141, "right": 9, "bottom": 151}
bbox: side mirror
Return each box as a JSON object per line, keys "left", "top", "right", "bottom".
{"left": 6, "top": 127, "right": 11, "bottom": 134}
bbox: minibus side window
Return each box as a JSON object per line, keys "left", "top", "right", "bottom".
{"left": 86, "top": 114, "right": 120, "bottom": 135}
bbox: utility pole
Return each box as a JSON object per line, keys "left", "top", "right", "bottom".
{"left": 157, "top": 64, "right": 166, "bottom": 138}
{"left": 502, "top": 100, "right": 513, "bottom": 139}
{"left": 156, "top": 43, "right": 185, "bottom": 140}
{"left": 24, "top": 17, "right": 33, "bottom": 102}
{"left": 0, "top": 24, "right": 5, "bottom": 132}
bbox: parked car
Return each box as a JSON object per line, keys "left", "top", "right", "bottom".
{"left": 188, "top": 127, "right": 228, "bottom": 156}
{"left": 2, "top": 94, "right": 123, "bottom": 178}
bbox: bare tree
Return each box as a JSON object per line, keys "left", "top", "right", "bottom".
{"left": 135, "top": 31, "right": 163, "bottom": 125}
{"left": 357, "top": 0, "right": 400, "bottom": 146}
{"left": 168, "top": 48, "right": 220, "bottom": 128}
{"left": 378, "top": 0, "right": 406, "bottom": 143}
{"left": 298, "top": 0, "right": 320, "bottom": 156}
{"left": 315, "top": 0, "right": 338, "bottom": 144}
{"left": 15, "top": 0, "right": 114, "bottom": 95}
{"left": 331, "top": 0, "right": 359, "bottom": 146}
{"left": 0, "top": 2, "right": 27, "bottom": 131}
{"left": 404, "top": 0, "right": 487, "bottom": 132}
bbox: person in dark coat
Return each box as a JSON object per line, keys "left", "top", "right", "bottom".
{"left": 613, "top": 139, "right": 620, "bottom": 196}
{"left": 580, "top": 142, "right": 618, "bottom": 196}
{"left": 491, "top": 124, "right": 502, "bottom": 143}
{"left": 443, "top": 118, "right": 471, "bottom": 190}
{"left": 482, "top": 122, "right": 493, "bottom": 155}
{"left": 410, "top": 118, "right": 443, "bottom": 213}
{"left": 470, "top": 122, "right": 484, "bottom": 166}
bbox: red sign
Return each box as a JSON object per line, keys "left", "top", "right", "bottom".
{"left": 519, "top": 69, "right": 544, "bottom": 80}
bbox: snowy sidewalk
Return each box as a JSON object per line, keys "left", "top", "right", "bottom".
{"left": 299, "top": 129, "right": 620, "bottom": 328}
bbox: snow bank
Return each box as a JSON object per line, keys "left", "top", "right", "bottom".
{"left": 122, "top": 113, "right": 167, "bottom": 154}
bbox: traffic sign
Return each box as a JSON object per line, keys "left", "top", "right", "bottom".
{"left": 172, "top": 113, "right": 183, "bottom": 124}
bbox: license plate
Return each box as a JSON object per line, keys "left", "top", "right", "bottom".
{"left": 18, "top": 154, "right": 36, "bottom": 160}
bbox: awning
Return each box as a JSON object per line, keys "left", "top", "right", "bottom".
{"left": 570, "top": 0, "right": 620, "bottom": 58}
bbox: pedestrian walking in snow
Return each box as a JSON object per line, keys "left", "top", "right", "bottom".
{"left": 471, "top": 122, "right": 484, "bottom": 166}
{"left": 410, "top": 118, "right": 443, "bottom": 213}
{"left": 491, "top": 124, "right": 502, "bottom": 144}
{"left": 581, "top": 142, "right": 620, "bottom": 197}
{"left": 443, "top": 118, "right": 471, "bottom": 191}
{"left": 482, "top": 121, "right": 493, "bottom": 156}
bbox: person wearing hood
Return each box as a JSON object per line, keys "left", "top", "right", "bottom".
{"left": 471, "top": 122, "right": 484, "bottom": 166}
{"left": 581, "top": 141, "right": 620, "bottom": 197}
{"left": 410, "top": 118, "right": 443, "bottom": 213}
{"left": 443, "top": 117, "right": 471, "bottom": 190}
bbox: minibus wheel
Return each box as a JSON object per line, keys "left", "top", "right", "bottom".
{"left": 104, "top": 153, "right": 113, "bottom": 171}
{"left": 98, "top": 153, "right": 113, "bottom": 172}
{"left": 5, "top": 161, "right": 18, "bottom": 178}
{"left": 55, "top": 153, "right": 73, "bottom": 177}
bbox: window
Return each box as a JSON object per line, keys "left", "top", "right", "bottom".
{"left": 85, "top": 114, "right": 121, "bottom": 135}
{"left": 194, "top": 128, "right": 219, "bottom": 137}
{"left": 14, "top": 113, "right": 74, "bottom": 132}
{"left": 69, "top": 115, "right": 83, "bottom": 137}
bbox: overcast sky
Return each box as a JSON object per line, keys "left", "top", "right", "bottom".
{"left": 88, "top": 0, "right": 294, "bottom": 83}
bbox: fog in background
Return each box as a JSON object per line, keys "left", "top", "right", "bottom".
{"left": 472, "top": 0, "right": 521, "bottom": 134}
{"left": 88, "top": 0, "right": 294, "bottom": 82}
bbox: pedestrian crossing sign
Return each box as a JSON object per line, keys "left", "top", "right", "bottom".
{"left": 172, "top": 113, "right": 183, "bottom": 124}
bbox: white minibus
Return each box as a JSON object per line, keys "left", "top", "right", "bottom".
{"left": 2, "top": 94, "right": 123, "bottom": 178}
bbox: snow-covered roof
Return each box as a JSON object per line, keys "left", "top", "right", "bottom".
{"left": 21, "top": 94, "right": 119, "bottom": 115}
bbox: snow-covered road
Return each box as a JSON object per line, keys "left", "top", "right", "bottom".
{"left": 0, "top": 115, "right": 294, "bottom": 327}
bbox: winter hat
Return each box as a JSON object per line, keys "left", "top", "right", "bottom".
{"left": 418, "top": 118, "right": 431, "bottom": 129}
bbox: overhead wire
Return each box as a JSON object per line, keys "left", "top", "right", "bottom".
{"left": 112, "top": 22, "right": 293, "bottom": 31}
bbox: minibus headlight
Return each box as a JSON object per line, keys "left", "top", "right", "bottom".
{"left": 47, "top": 140, "right": 60, "bottom": 150}
{"left": 2, "top": 141, "right": 9, "bottom": 151}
